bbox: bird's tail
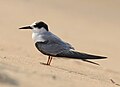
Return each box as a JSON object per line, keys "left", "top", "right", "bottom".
{"left": 56, "top": 50, "right": 107, "bottom": 65}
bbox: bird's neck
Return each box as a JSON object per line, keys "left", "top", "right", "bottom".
{"left": 32, "top": 28, "right": 48, "bottom": 43}
{"left": 32, "top": 32, "right": 45, "bottom": 43}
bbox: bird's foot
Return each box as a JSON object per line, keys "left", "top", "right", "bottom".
{"left": 39, "top": 62, "right": 51, "bottom": 66}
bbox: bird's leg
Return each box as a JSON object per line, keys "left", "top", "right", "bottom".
{"left": 47, "top": 56, "right": 50, "bottom": 65}
{"left": 47, "top": 56, "right": 53, "bottom": 65}
{"left": 49, "top": 56, "right": 52, "bottom": 65}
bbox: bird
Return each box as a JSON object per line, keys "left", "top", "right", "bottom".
{"left": 19, "top": 21, "right": 107, "bottom": 65}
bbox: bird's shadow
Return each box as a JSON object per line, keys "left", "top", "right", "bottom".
{"left": 39, "top": 61, "right": 86, "bottom": 75}
{"left": 39, "top": 62, "right": 51, "bottom": 66}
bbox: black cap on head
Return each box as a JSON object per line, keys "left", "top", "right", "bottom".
{"left": 33, "top": 21, "right": 49, "bottom": 31}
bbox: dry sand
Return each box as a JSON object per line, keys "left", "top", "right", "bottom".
{"left": 0, "top": 0, "right": 120, "bottom": 87}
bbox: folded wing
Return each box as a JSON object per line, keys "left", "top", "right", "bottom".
{"left": 56, "top": 50, "right": 107, "bottom": 65}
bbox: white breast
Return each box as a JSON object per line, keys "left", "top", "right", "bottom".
{"left": 32, "top": 32, "right": 45, "bottom": 43}
{"left": 32, "top": 27, "right": 47, "bottom": 43}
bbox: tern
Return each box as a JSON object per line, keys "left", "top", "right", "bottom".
{"left": 19, "top": 21, "right": 107, "bottom": 65}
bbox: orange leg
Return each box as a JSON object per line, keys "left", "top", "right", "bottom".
{"left": 49, "top": 56, "right": 52, "bottom": 65}
{"left": 47, "top": 56, "right": 53, "bottom": 65}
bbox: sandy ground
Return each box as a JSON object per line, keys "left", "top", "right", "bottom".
{"left": 0, "top": 0, "right": 120, "bottom": 87}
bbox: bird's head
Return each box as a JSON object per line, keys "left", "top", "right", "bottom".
{"left": 19, "top": 21, "right": 49, "bottom": 33}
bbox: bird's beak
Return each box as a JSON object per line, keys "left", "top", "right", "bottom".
{"left": 19, "top": 25, "right": 33, "bottom": 29}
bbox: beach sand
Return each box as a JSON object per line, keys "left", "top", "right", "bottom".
{"left": 0, "top": 0, "right": 120, "bottom": 87}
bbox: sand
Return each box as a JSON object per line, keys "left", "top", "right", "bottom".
{"left": 0, "top": 0, "right": 120, "bottom": 87}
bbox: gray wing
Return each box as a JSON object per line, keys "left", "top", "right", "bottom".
{"left": 56, "top": 50, "right": 107, "bottom": 65}
{"left": 65, "top": 42, "right": 75, "bottom": 50}
{"left": 35, "top": 32, "right": 74, "bottom": 56}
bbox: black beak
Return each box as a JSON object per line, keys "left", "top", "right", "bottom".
{"left": 19, "top": 26, "right": 33, "bottom": 29}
